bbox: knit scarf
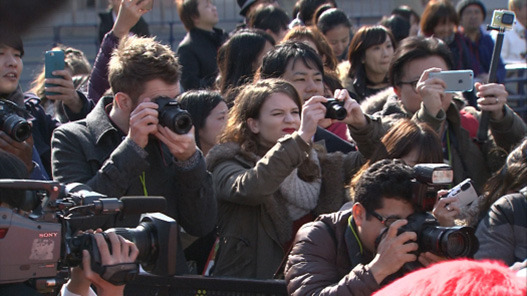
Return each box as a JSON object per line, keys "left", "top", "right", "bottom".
{"left": 279, "top": 150, "right": 322, "bottom": 220}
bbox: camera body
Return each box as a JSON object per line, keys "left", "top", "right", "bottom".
{"left": 375, "top": 211, "right": 479, "bottom": 279}
{"left": 155, "top": 96, "right": 193, "bottom": 135}
{"left": 446, "top": 178, "right": 478, "bottom": 208}
{"left": 322, "top": 98, "right": 347, "bottom": 120}
{"left": 0, "top": 99, "right": 32, "bottom": 142}
{"left": 0, "top": 179, "right": 178, "bottom": 291}
{"left": 412, "top": 163, "right": 453, "bottom": 211}
{"left": 491, "top": 10, "right": 515, "bottom": 30}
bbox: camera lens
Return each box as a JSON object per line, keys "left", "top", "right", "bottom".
{"left": 106, "top": 222, "right": 157, "bottom": 268}
{"left": 155, "top": 97, "right": 193, "bottom": 135}
{"left": 421, "top": 226, "right": 479, "bottom": 258}
{"left": 323, "top": 99, "right": 347, "bottom": 120}
{"left": 502, "top": 13, "right": 514, "bottom": 25}
{"left": 2, "top": 114, "right": 32, "bottom": 142}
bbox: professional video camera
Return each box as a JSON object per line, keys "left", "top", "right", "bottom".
{"left": 0, "top": 179, "right": 178, "bottom": 293}
{"left": 376, "top": 164, "right": 479, "bottom": 280}
{"left": 0, "top": 98, "right": 32, "bottom": 142}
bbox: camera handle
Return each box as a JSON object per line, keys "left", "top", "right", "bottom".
{"left": 476, "top": 26, "right": 506, "bottom": 143}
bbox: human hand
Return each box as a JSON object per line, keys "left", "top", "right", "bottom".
{"left": 418, "top": 251, "right": 446, "bottom": 267}
{"left": 298, "top": 95, "right": 327, "bottom": 143}
{"left": 45, "top": 69, "right": 83, "bottom": 113}
{"left": 368, "top": 219, "right": 418, "bottom": 284}
{"left": 127, "top": 99, "right": 159, "bottom": 148}
{"left": 82, "top": 232, "right": 139, "bottom": 296}
{"left": 333, "top": 89, "right": 367, "bottom": 128}
{"left": 0, "top": 131, "right": 34, "bottom": 173}
{"left": 155, "top": 125, "right": 197, "bottom": 161}
{"left": 113, "top": 0, "right": 153, "bottom": 39}
{"left": 416, "top": 68, "right": 450, "bottom": 117}
{"left": 475, "top": 82, "right": 508, "bottom": 121}
{"left": 432, "top": 190, "right": 460, "bottom": 227}
{"left": 510, "top": 259, "right": 527, "bottom": 272}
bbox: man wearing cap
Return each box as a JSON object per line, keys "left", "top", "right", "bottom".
{"left": 457, "top": 0, "right": 506, "bottom": 83}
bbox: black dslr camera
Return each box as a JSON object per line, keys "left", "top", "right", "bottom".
{"left": 0, "top": 98, "right": 32, "bottom": 142}
{"left": 155, "top": 96, "right": 193, "bottom": 135}
{"left": 0, "top": 180, "right": 178, "bottom": 293}
{"left": 375, "top": 164, "right": 479, "bottom": 280}
{"left": 393, "top": 211, "right": 478, "bottom": 273}
{"left": 322, "top": 98, "right": 347, "bottom": 120}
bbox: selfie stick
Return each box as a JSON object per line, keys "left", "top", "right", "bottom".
{"left": 476, "top": 26, "right": 505, "bottom": 142}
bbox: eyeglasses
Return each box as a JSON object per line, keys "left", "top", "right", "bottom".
{"left": 399, "top": 79, "right": 419, "bottom": 93}
{"left": 368, "top": 210, "right": 399, "bottom": 227}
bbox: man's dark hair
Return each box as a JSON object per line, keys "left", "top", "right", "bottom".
{"left": 258, "top": 41, "right": 324, "bottom": 80}
{"left": 389, "top": 36, "right": 454, "bottom": 87}
{"left": 248, "top": 5, "right": 290, "bottom": 36}
{"left": 391, "top": 5, "right": 420, "bottom": 24}
{"left": 380, "top": 15, "right": 410, "bottom": 45}
{"left": 176, "top": 0, "right": 200, "bottom": 31}
{"left": 354, "top": 159, "right": 415, "bottom": 214}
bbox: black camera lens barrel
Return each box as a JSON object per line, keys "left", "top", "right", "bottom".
{"left": 322, "top": 99, "right": 347, "bottom": 120}
{"left": 0, "top": 104, "right": 32, "bottom": 142}
{"left": 155, "top": 96, "right": 193, "bottom": 135}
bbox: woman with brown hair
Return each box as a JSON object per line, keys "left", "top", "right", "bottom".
{"left": 205, "top": 78, "right": 365, "bottom": 279}
{"left": 339, "top": 25, "right": 395, "bottom": 103}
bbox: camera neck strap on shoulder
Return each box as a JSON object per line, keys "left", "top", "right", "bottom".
{"left": 348, "top": 216, "right": 363, "bottom": 255}
{"left": 139, "top": 172, "right": 148, "bottom": 196}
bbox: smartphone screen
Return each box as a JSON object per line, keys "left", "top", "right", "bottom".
{"left": 44, "top": 50, "right": 65, "bottom": 96}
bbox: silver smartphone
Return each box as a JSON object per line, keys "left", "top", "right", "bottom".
{"left": 447, "top": 178, "right": 478, "bottom": 208}
{"left": 429, "top": 70, "right": 474, "bottom": 93}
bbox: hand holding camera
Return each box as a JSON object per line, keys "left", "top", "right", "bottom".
{"left": 369, "top": 219, "right": 418, "bottom": 284}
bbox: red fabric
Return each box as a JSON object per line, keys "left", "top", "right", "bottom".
{"left": 459, "top": 110, "right": 479, "bottom": 139}
{"left": 325, "top": 122, "right": 350, "bottom": 142}
{"left": 373, "top": 259, "right": 526, "bottom": 296}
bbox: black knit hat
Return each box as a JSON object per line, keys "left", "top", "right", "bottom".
{"left": 456, "top": 0, "right": 486, "bottom": 20}
{"left": 237, "top": 0, "right": 257, "bottom": 17}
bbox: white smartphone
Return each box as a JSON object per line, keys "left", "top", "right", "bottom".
{"left": 447, "top": 178, "right": 478, "bottom": 208}
{"left": 429, "top": 70, "right": 474, "bottom": 93}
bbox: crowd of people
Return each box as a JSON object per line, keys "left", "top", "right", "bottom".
{"left": 0, "top": 0, "right": 526, "bottom": 295}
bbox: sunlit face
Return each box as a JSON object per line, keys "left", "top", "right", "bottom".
{"left": 324, "top": 24, "right": 351, "bottom": 58}
{"left": 460, "top": 5, "right": 485, "bottom": 32}
{"left": 356, "top": 197, "right": 415, "bottom": 253}
{"left": 0, "top": 45, "right": 23, "bottom": 95}
{"left": 395, "top": 55, "right": 452, "bottom": 114}
{"left": 247, "top": 93, "right": 301, "bottom": 148}
{"left": 363, "top": 35, "right": 394, "bottom": 77}
{"left": 433, "top": 20, "right": 455, "bottom": 41}
{"left": 199, "top": 101, "right": 228, "bottom": 149}
{"left": 194, "top": 0, "right": 219, "bottom": 28}
{"left": 281, "top": 59, "right": 324, "bottom": 101}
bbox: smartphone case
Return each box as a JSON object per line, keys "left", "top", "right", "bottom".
{"left": 44, "top": 50, "right": 65, "bottom": 96}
